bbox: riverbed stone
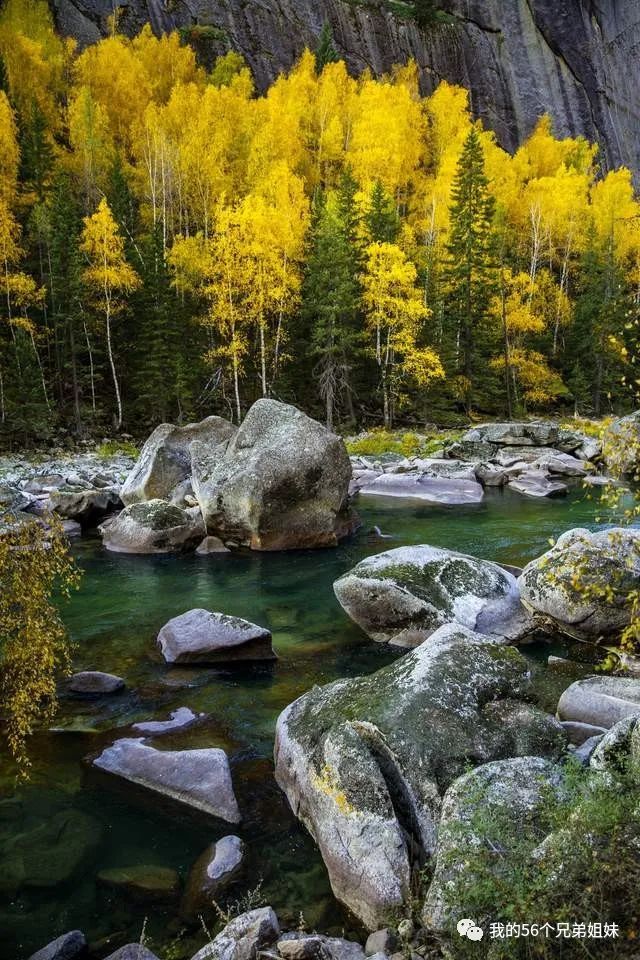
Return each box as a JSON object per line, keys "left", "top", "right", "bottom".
{"left": 97, "top": 864, "right": 180, "bottom": 902}
{"left": 602, "top": 410, "right": 640, "bottom": 477}
{"left": 67, "top": 671, "right": 125, "bottom": 696}
{"left": 557, "top": 677, "right": 640, "bottom": 729}
{"left": 560, "top": 720, "right": 607, "bottom": 745}
{"left": 333, "top": 544, "right": 531, "bottom": 644}
{"left": 536, "top": 452, "right": 588, "bottom": 476}
{"left": 157, "top": 609, "right": 275, "bottom": 664}
{"left": 474, "top": 462, "right": 508, "bottom": 486}
{"left": 422, "top": 757, "right": 564, "bottom": 933}
{"left": 196, "top": 535, "right": 231, "bottom": 554}
{"left": 355, "top": 473, "right": 483, "bottom": 504}
{"left": 50, "top": 487, "right": 121, "bottom": 524}
{"left": 104, "top": 947, "right": 160, "bottom": 960}
{"left": 121, "top": 416, "right": 236, "bottom": 506}
{"left": 365, "top": 930, "right": 397, "bottom": 956}
{"left": 27, "top": 930, "right": 87, "bottom": 960}
{"left": 508, "top": 470, "right": 568, "bottom": 498}
{"left": 92, "top": 738, "right": 241, "bottom": 823}
{"left": 274, "top": 623, "right": 566, "bottom": 929}
{"left": 0, "top": 482, "right": 34, "bottom": 513}
{"left": 132, "top": 707, "right": 204, "bottom": 735}
{"left": 520, "top": 527, "right": 640, "bottom": 640}
{"left": 1, "top": 809, "right": 102, "bottom": 894}
{"left": 181, "top": 835, "right": 246, "bottom": 920}
{"left": 100, "top": 500, "right": 205, "bottom": 554}
{"left": 463, "top": 421, "right": 562, "bottom": 447}
{"left": 190, "top": 906, "right": 280, "bottom": 960}
{"left": 277, "top": 935, "right": 365, "bottom": 960}
{"left": 192, "top": 399, "right": 355, "bottom": 551}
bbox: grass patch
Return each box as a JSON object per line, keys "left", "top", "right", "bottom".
{"left": 96, "top": 440, "right": 139, "bottom": 460}
{"left": 345, "top": 428, "right": 462, "bottom": 458}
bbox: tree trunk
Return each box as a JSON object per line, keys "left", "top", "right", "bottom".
{"left": 105, "top": 300, "right": 123, "bottom": 430}
{"left": 259, "top": 320, "right": 267, "bottom": 397}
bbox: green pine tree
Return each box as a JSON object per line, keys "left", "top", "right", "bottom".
{"left": 365, "top": 180, "right": 400, "bottom": 244}
{"left": 445, "top": 126, "right": 497, "bottom": 414}
{"left": 315, "top": 21, "right": 339, "bottom": 73}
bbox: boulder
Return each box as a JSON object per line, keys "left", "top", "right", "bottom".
{"left": 520, "top": 527, "right": 640, "bottom": 640}
{"left": 557, "top": 677, "right": 640, "bottom": 729}
{"left": 50, "top": 488, "right": 121, "bottom": 524}
{"left": 536, "top": 452, "right": 588, "bottom": 476}
{"left": 0, "top": 483, "right": 34, "bottom": 513}
{"left": 157, "top": 609, "right": 275, "bottom": 665}
{"left": 355, "top": 473, "right": 483, "bottom": 505}
{"left": 27, "top": 931, "right": 87, "bottom": 960}
{"left": 333, "top": 544, "right": 531, "bottom": 645}
{"left": 97, "top": 864, "right": 180, "bottom": 902}
{"left": 192, "top": 399, "right": 355, "bottom": 551}
{"left": 104, "top": 947, "right": 160, "bottom": 960}
{"left": 277, "top": 935, "right": 365, "bottom": 960}
{"left": 100, "top": 500, "right": 205, "bottom": 554}
{"left": 92, "top": 738, "right": 241, "bottom": 823}
{"left": 121, "top": 416, "right": 236, "bottom": 506}
{"left": 1, "top": 810, "right": 102, "bottom": 894}
{"left": 181, "top": 835, "right": 246, "bottom": 920}
{"left": 560, "top": 720, "right": 607, "bottom": 745}
{"left": 494, "top": 446, "right": 564, "bottom": 466}
{"left": 474, "top": 462, "right": 508, "bottom": 486}
{"left": 422, "top": 757, "right": 564, "bottom": 933}
{"left": 590, "top": 715, "right": 640, "bottom": 774}
{"left": 274, "top": 623, "right": 566, "bottom": 929}
{"left": 190, "top": 906, "right": 280, "bottom": 960}
{"left": 443, "top": 440, "right": 495, "bottom": 462}
{"left": 67, "top": 671, "right": 125, "bottom": 696}
{"left": 132, "top": 707, "right": 204, "bottom": 736}
{"left": 602, "top": 411, "right": 640, "bottom": 477}
{"left": 411, "top": 458, "right": 478, "bottom": 481}
{"left": 196, "top": 536, "right": 231, "bottom": 554}
{"left": 508, "top": 471, "right": 568, "bottom": 498}
{"left": 365, "top": 931, "right": 397, "bottom": 957}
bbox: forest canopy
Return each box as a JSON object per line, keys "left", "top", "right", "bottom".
{"left": 0, "top": 0, "right": 639, "bottom": 442}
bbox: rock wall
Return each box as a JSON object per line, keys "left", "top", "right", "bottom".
{"left": 49, "top": 0, "right": 640, "bottom": 176}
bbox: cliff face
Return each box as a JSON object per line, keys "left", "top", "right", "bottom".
{"left": 49, "top": 0, "right": 640, "bottom": 175}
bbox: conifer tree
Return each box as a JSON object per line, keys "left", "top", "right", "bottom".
{"left": 445, "top": 126, "right": 497, "bottom": 413}
{"left": 315, "top": 22, "right": 339, "bottom": 73}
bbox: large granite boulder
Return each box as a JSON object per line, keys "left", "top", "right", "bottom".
{"left": 274, "top": 623, "right": 566, "bottom": 929}
{"left": 181, "top": 835, "right": 246, "bottom": 921}
{"left": 422, "top": 757, "right": 564, "bottom": 933}
{"left": 157, "top": 609, "right": 275, "bottom": 664}
{"left": 100, "top": 500, "right": 205, "bottom": 554}
{"left": 520, "top": 527, "right": 640, "bottom": 641}
{"left": 557, "top": 676, "right": 640, "bottom": 729}
{"left": 333, "top": 544, "right": 531, "bottom": 645}
{"left": 602, "top": 410, "right": 640, "bottom": 477}
{"left": 121, "top": 416, "right": 236, "bottom": 505}
{"left": 192, "top": 399, "right": 355, "bottom": 551}
{"left": 92, "top": 738, "right": 241, "bottom": 823}
{"left": 190, "top": 906, "right": 280, "bottom": 960}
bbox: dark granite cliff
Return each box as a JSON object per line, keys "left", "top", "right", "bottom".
{"left": 48, "top": 0, "right": 640, "bottom": 176}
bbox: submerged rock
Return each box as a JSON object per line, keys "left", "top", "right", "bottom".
{"left": 333, "top": 544, "right": 531, "bottom": 645}
{"left": 120, "top": 416, "right": 235, "bottom": 505}
{"left": 67, "top": 671, "right": 125, "bottom": 696}
{"left": 192, "top": 399, "right": 355, "bottom": 551}
{"left": 181, "top": 835, "right": 246, "bottom": 921}
{"left": 92, "top": 738, "right": 241, "bottom": 823}
{"left": 422, "top": 757, "right": 564, "bottom": 933}
{"left": 190, "top": 906, "right": 280, "bottom": 960}
{"left": 274, "top": 623, "right": 566, "bottom": 929}
{"left": 557, "top": 677, "right": 640, "bottom": 729}
{"left": 100, "top": 499, "right": 205, "bottom": 554}
{"left": 132, "top": 707, "right": 204, "bottom": 735}
{"left": 1, "top": 810, "right": 102, "bottom": 894}
{"left": 520, "top": 527, "right": 640, "bottom": 641}
{"left": 27, "top": 930, "right": 87, "bottom": 960}
{"left": 157, "top": 609, "right": 275, "bottom": 664}
{"left": 97, "top": 864, "right": 180, "bottom": 902}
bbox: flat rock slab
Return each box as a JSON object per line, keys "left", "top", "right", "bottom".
{"left": 132, "top": 707, "right": 204, "bottom": 736}
{"left": 92, "top": 738, "right": 241, "bottom": 823}
{"left": 558, "top": 677, "right": 640, "bottom": 729}
{"left": 157, "top": 609, "right": 275, "bottom": 664}
{"left": 508, "top": 471, "right": 567, "bottom": 498}
{"left": 356, "top": 473, "right": 484, "bottom": 505}
{"left": 67, "top": 671, "right": 125, "bottom": 696}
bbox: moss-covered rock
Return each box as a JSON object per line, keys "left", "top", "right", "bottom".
{"left": 274, "top": 623, "right": 566, "bottom": 929}
{"left": 333, "top": 544, "right": 532, "bottom": 645}
{"left": 100, "top": 499, "right": 205, "bottom": 554}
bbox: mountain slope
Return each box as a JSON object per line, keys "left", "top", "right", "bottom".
{"left": 49, "top": 0, "right": 640, "bottom": 175}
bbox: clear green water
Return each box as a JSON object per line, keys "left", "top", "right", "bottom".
{"left": 0, "top": 487, "right": 617, "bottom": 958}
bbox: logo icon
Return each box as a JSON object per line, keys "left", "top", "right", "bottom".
{"left": 457, "top": 919, "right": 484, "bottom": 941}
